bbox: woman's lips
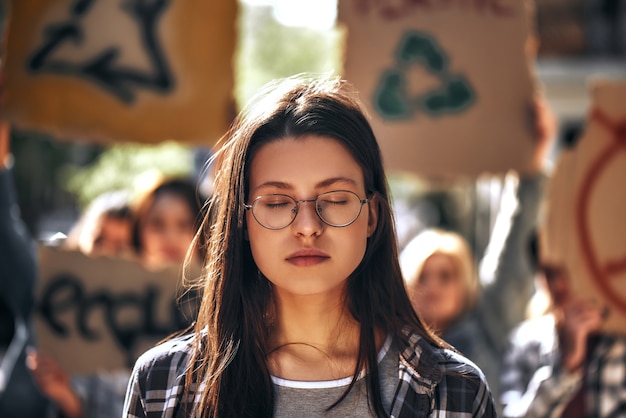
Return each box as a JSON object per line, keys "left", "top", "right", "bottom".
{"left": 286, "top": 249, "right": 330, "bottom": 267}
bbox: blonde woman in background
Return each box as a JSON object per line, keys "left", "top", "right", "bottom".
{"left": 400, "top": 183, "right": 541, "bottom": 411}
{"left": 401, "top": 229, "right": 478, "bottom": 337}
{"left": 400, "top": 97, "right": 554, "bottom": 407}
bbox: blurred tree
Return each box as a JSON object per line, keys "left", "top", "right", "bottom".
{"left": 9, "top": 130, "right": 94, "bottom": 236}
{"left": 61, "top": 142, "right": 194, "bottom": 209}
{"left": 235, "top": 3, "right": 343, "bottom": 108}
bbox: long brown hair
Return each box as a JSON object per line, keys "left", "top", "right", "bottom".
{"left": 185, "top": 75, "right": 442, "bottom": 417}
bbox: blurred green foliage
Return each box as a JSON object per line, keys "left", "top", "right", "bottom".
{"left": 235, "top": 3, "right": 343, "bottom": 108}
{"left": 62, "top": 142, "right": 194, "bottom": 209}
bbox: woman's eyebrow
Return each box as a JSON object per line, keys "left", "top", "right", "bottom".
{"left": 253, "top": 181, "right": 292, "bottom": 192}
{"left": 315, "top": 177, "right": 358, "bottom": 189}
{"left": 254, "top": 177, "right": 358, "bottom": 192}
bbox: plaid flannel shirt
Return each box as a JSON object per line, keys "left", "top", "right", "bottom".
{"left": 123, "top": 327, "right": 496, "bottom": 417}
{"left": 501, "top": 314, "right": 626, "bottom": 418}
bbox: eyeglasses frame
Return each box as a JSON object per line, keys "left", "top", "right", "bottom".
{"left": 243, "top": 189, "right": 371, "bottom": 230}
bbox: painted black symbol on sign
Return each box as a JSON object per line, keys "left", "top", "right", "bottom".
{"left": 28, "top": 0, "right": 175, "bottom": 104}
{"left": 373, "top": 31, "right": 475, "bottom": 119}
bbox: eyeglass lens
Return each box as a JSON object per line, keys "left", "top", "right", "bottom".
{"left": 249, "top": 190, "right": 366, "bottom": 229}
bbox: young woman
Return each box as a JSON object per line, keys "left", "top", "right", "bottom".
{"left": 123, "top": 76, "right": 496, "bottom": 417}
{"left": 131, "top": 178, "right": 202, "bottom": 270}
{"left": 400, "top": 229, "right": 478, "bottom": 336}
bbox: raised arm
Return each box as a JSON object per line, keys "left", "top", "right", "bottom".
{"left": 477, "top": 95, "right": 555, "bottom": 354}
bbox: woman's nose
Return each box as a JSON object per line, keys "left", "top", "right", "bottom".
{"left": 291, "top": 201, "right": 323, "bottom": 237}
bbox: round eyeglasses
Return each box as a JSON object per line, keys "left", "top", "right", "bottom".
{"left": 244, "top": 190, "right": 371, "bottom": 230}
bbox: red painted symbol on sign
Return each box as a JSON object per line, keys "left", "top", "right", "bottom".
{"left": 576, "top": 109, "right": 626, "bottom": 313}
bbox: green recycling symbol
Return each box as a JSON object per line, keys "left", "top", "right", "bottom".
{"left": 373, "top": 31, "right": 475, "bottom": 120}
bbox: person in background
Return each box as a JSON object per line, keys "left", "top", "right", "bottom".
{"left": 64, "top": 190, "right": 134, "bottom": 258}
{"left": 123, "top": 75, "right": 496, "bottom": 417}
{"left": 29, "top": 179, "right": 204, "bottom": 418}
{"left": 0, "top": 121, "right": 52, "bottom": 417}
{"left": 399, "top": 96, "right": 555, "bottom": 405}
{"left": 500, "top": 258, "right": 626, "bottom": 417}
{"left": 129, "top": 176, "right": 205, "bottom": 328}
{"left": 401, "top": 229, "right": 479, "bottom": 334}
{"left": 131, "top": 178, "right": 203, "bottom": 270}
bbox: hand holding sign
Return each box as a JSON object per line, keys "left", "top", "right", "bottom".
{"left": 35, "top": 246, "right": 200, "bottom": 374}
{"left": 26, "top": 350, "right": 83, "bottom": 418}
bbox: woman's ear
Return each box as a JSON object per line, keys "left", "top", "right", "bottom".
{"left": 366, "top": 195, "right": 378, "bottom": 237}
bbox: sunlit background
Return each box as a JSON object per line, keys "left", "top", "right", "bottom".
{"left": 5, "top": 0, "right": 626, "bottom": 256}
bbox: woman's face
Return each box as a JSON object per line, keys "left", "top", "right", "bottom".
{"left": 246, "top": 135, "right": 377, "bottom": 300}
{"left": 410, "top": 253, "right": 465, "bottom": 333}
{"left": 139, "top": 193, "right": 196, "bottom": 269}
{"left": 89, "top": 216, "right": 132, "bottom": 257}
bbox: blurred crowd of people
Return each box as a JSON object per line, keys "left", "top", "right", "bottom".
{"left": 396, "top": 96, "right": 626, "bottom": 417}
{"left": 0, "top": 121, "right": 208, "bottom": 417}
{"left": 1, "top": 87, "right": 625, "bottom": 418}
{"left": 32, "top": 176, "right": 206, "bottom": 418}
{"left": 63, "top": 176, "right": 204, "bottom": 270}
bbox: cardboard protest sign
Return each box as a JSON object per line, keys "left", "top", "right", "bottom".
{"left": 2, "top": 0, "right": 237, "bottom": 145}
{"left": 35, "top": 246, "right": 201, "bottom": 374}
{"left": 338, "top": 0, "right": 538, "bottom": 178}
{"left": 541, "top": 79, "right": 626, "bottom": 334}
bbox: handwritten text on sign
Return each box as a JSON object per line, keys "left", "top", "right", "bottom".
{"left": 36, "top": 246, "right": 200, "bottom": 374}
{"left": 352, "top": 0, "right": 515, "bottom": 19}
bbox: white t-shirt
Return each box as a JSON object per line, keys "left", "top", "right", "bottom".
{"left": 272, "top": 335, "right": 397, "bottom": 417}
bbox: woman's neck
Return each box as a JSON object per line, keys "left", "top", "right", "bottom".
{"left": 267, "top": 290, "right": 363, "bottom": 381}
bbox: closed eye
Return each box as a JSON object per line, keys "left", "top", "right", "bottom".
{"left": 258, "top": 195, "right": 294, "bottom": 210}
{"left": 266, "top": 202, "right": 291, "bottom": 209}
{"left": 322, "top": 199, "right": 349, "bottom": 206}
